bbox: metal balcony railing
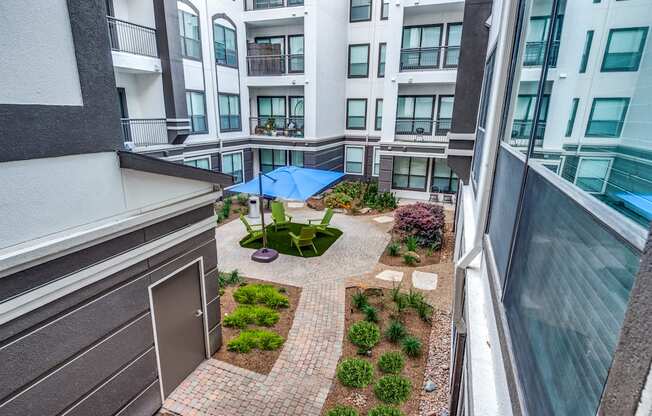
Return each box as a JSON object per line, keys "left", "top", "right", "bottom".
{"left": 394, "top": 118, "right": 451, "bottom": 143}
{"left": 523, "top": 40, "right": 560, "bottom": 67}
{"left": 246, "top": 54, "right": 305, "bottom": 76}
{"left": 121, "top": 118, "right": 168, "bottom": 146}
{"left": 244, "top": 0, "right": 303, "bottom": 11}
{"left": 509, "top": 120, "right": 546, "bottom": 147}
{"left": 107, "top": 16, "right": 158, "bottom": 58}
{"left": 250, "top": 117, "right": 304, "bottom": 137}
{"left": 399, "top": 45, "right": 460, "bottom": 71}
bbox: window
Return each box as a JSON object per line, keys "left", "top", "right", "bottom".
{"left": 381, "top": 1, "right": 389, "bottom": 20}
{"left": 523, "top": 15, "right": 563, "bottom": 67}
{"left": 218, "top": 93, "right": 241, "bottom": 132}
{"left": 348, "top": 44, "right": 370, "bottom": 78}
{"left": 392, "top": 156, "right": 427, "bottom": 190}
{"left": 345, "top": 146, "right": 364, "bottom": 175}
{"left": 222, "top": 152, "right": 244, "bottom": 184}
{"left": 378, "top": 43, "right": 387, "bottom": 77}
{"left": 437, "top": 96, "right": 454, "bottom": 135}
{"left": 258, "top": 97, "right": 286, "bottom": 129}
{"left": 372, "top": 147, "right": 380, "bottom": 176}
{"left": 511, "top": 95, "right": 550, "bottom": 143}
{"left": 575, "top": 158, "right": 612, "bottom": 194}
{"left": 179, "top": 11, "right": 201, "bottom": 59}
{"left": 346, "top": 99, "right": 367, "bottom": 130}
{"left": 375, "top": 99, "right": 383, "bottom": 130}
{"left": 350, "top": 0, "right": 371, "bottom": 22}
{"left": 444, "top": 23, "right": 462, "bottom": 68}
{"left": 472, "top": 51, "right": 495, "bottom": 187}
{"left": 602, "top": 27, "right": 649, "bottom": 72}
{"left": 565, "top": 98, "right": 579, "bottom": 137}
{"left": 289, "top": 96, "right": 304, "bottom": 131}
{"left": 396, "top": 96, "right": 435, "bottom": 134}
{"left": 288, "top": 35, "right": 304, "bottom": 73}
{"left": 214, "top": 23, "right": 237, "bottom": 67}
{"left": 431, "top": 160, "right": 459, "bottom": 193}
{"left": 579, "top": 30, "right": 594, "bottom": 73}
{"left": 290, "top": 150, "right": 304, "bottom": 167}
{"left": 260, "top": 149, "right": 286, "bottom": 173}
{"left": 186, "top": 91, "right": 207, "bottom": 133}
{"left": 255, "top": 36, "right": 285, "bottom": 54}
{"left": 586, "top": 98, "right": 629, "bottom": 138}
{"left": 401, "top": 25, "right": 442, "bottom": 70}
{"left": 184, "top": 156, "right": 211, "bottom": 170}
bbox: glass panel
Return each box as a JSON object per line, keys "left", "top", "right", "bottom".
{"left": 438, "top": 96, "right": 454, "bottom": 119}
{"left": 375, "top": 100, "right": 383, "bottom": 130}
{"left": 291, "top": 151, "right": 304, "bottom": 167}
{"left": 379, "top": 43, "right": 386, "bottom": 76}
{"left": 603, "top": 28, "right": 648, "bottom": 71}
{"left": 351, "top": 0, "right": 371, "bottom": 21}
{"left": 445, "top": 24, "right": 462, "bottom": 67}
{"left": 229, "top": 95, "right": 240, "bottom": 115}
{"left": 421, "top": 26, "right": 440, "bottom": 48}
{"left": 349, "top": 45, "right": 369, "bottom": 76}
{"left": 402, "top": 28, "right": 420, "bottom": 49}
{"left": 258, "top": 98, "right": 272, "bottom": 117}
{"left": 348, "top": 98, "right": 366, "bottom": 129}
{"left": 579, "top": 31, "right": 594, "bottom": 73}
{"left": 289, "top": 36, "right": 304, "bottom": 72}
{"left": 414, "top": 97, "right": 433, "bottom": 118}
{"left": 373, "top": 148, "right": 380, "bottom": 176}
{"left": 348, "top": 100, "right": 365, "bottom": 117}
{"left": 346, "top": 146, "right": 364, "bottom": 173}
{"left": 225, "top": 28, "right": 237, "bottom": 66}
{"left": 576, "top": 158, "right": 611, "bottom": 193}
{"left": 586, "top": 98, "right": 629, "bottom": 137}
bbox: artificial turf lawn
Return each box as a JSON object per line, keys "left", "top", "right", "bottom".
{"left": 239, "top": 222, "right": 343, "bottom": 257}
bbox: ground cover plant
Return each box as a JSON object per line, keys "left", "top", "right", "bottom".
{"left": 226, "top": 329, "right": 284, "bottom": 353}
{"left": 233, "top": 283, "right": 289, "bottom": 308}
{"left": 223, "top": 305, "right": 280, "bottom": 328}
{"left": 336, "top": 358, "right": 375, "bottom": 388}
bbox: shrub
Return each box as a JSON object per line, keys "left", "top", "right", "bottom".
{"left": 364, "top": 182, "right": 397, "bottom": 211}
{"left": 415, "top": 301, "right": 433, "bottom": 323}
{"left": 236, "top": 193, "right": 249, "bottom": 205}
{"left": 223, "top": 305, "right": 280, "bottom": 328}
{"left": 348, "top": 321, "right": 381, "bottom": 351}
{"left": 387, "top": 242, "right": 401, "bottom": 257}
{"left": 352, "top": 291, "right": 369, "bottom": 310}
{"left": 233, "top": 284, "right": 289, "bottom": 309}
{"left": 368, "top": 405, "right": 405, "bottom": 416}
{"left": 373, "top": 375, "right": 412, "bottom": 404}
{"left": 219, "top": 269, "right": 242, "bottom": 288}
{"left": 385, "top": 320, "right": 407, "bottom": 343}
{"left": 336, "top": 358, "right": 374, "bottom": 388}
{"left": 326, "top": 406, "right": 360, "bottom": 416}
{"left": 401, "top": 336, "right": 422, "bottom": 357}
{"left": 402, "top": 251, "right": 420, "bottom": 266}
{"left": 227, "top": 329, "right": 284, "bottom": 353}
{"left": 362, "top": 305, "right": 379, "bottom": 323}
{"left": 404, "top": 236, "right": 418, "bottom": 252}
{"left": 393, "top": 203, "right": 445, "bottom": 247}
{"left": 378, "top": 352, "right": 405, "bottom": 374}
{"left": 325, "top": 192, "right": 354, "bottom": 210}
{"left": 406, "top": 290, "right": 425, "bottom": 308}
{"left": 334, "top": 181, "right": 365, "bottom": 199}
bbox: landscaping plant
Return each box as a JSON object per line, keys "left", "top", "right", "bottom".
{"left": 385, "top": 320, "right": 407, "bottom": 343}
{"left": 233, "top": 284, "right": 289, "bottom": 309}
{"left": 352, "top": 291, "right": 369, "bottom": 310}
{"left": 326, "top": 405, "right": 360, "bottom": 416}
{"left": 393, "top": 202, "right": 445, "bottom": 247}
{"left": 377, "top": 351, "right": 405, "bottom": 374}
{"left": 336, "top": 358, "right": 375, "bottom": 388}
{"left": 404, "top": 236, "right": 418, "bottom": 252}
{"left": 362, "top": 304, "right": 379, "bottom": 323}
{"left": 406, "top": 290, "right": 425, "bottom": 308}
{"left": 401, "top": 336, "right": 422, "bottom": 358}
{"left": 218, "top": 269, "right": 242, "bottom": 288}
{"left": 223, "top": 305, "right": 280, "bottom": 328}
{"left": 402, "top": 251, "right": 420, "bottom": 266}
{"left": 415, "top": 300, "right": 433, "bottom": 323}
{"left": 367, "top": 405, "right": 405, "bottom": 416}
{"left": 226, "top": 329, "right": 284, "bottom": 353}
{"left": 334, "top": 181, "right": 365, "bottom": 200}
{"left": 324, "top": 192, "right": 354, "bottom": 210}
{"left": 387, "top": 242, "right": 401, "bottom": 257}
{"left": 236, "top": 193, "right": 249, "bottom": 205}
{"left": 373, "top": 375, "right": 412, "bottom": 404}
{"left": 348, "top": 321, "right": 381, "bottom": 352}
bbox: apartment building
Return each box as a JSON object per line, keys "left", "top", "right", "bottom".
{"left": 0, "top": 1, "right": 233, "bottom": 414}
{"left": 109, "top": 0, "right": 469, "bottom": 200}
{"left": 449, "top": 0, "right": 652, "bottom": 415}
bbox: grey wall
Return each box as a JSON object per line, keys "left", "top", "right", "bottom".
{"left": 378, "top": 155, "right": 394, "bottom": 192}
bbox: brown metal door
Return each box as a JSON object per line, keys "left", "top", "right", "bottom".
{"left": 151, "top": 262, "right": 206, "bottom": 398}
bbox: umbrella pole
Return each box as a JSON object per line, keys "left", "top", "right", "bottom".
{"left": 259, "top": 172, "right": 268, "bottom": 249}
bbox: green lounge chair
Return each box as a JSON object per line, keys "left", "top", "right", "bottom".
{"left": 271, "top": 201, "right": 293, "bottom": 231}
{"left": 289, "top": 227, "right": 318, "bottom": 257}
{"left": 240, "top": 214, "right": 264, "bottom": 245}
{"left": 307, "top": 207, "right": 335, "bottom": 236}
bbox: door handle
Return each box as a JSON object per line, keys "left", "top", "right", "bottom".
{"left": 194, "top": 309, "right": 203, "bottom": 318}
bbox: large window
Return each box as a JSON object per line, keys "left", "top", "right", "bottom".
{"left": 258, "top": 97, "right": 286, "bottom": 129}
{"left": 214, "top": 23, "right": 237, "bottom": 67}
{"left": 395, "top": 96, "right": 435, "bottom": 134}
{"left": 375, "top": 99, "right": 383, "bottom": 131}
{"left": 444, "top": 23, "right": 462, "bottom": 68}
{"left": 392, "top": 156, "right": 427, "bottom": 190}
{"left": 345, "top": 146, "right": 364, "bottom": 175}
{"left": 346, "top": 99, "right": 367, "bottom": 130}
{"left": 378, "top": 43, "right": 386, "bottom": 77}
{"left": 401, "top": 25, "right": 442, "bottom": 70}
{"left": 601, "top": 27, "right": 648, "bottom": 72}
{"left": 218, "top": 93, "right": 241, "bottom": 132}
{"left": 348, "top": 44, "right": 370, "bottom": 78}
{"left": 585, "top": 98, "right": 629, "bottom": 138}
{"left": 431, "top": 159, "right": 459, "bottom": 193}
{"left": 186, "top": 91, "right": 207, "bottom": 133}
{"left": 350, "top": 0, "right": 371, "bottom": 22}
{"left": 288, "top": 35, "right": 304, "bottom": 73}
{"left": 179, "top": 11, "right": 201, "bottom": 59}
{"left": 260, "top": 149, "right": 286, "bottom": 173}
{"left": 222, "top": 152, "right": 244, "bottom": 184}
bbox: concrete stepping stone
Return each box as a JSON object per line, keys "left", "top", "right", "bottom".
{"left": 373, "top": 216, "right": 394, "bottom": 224}
{"left": 287, "top": 202, "right": 305, "bottom": 209}
{"left": 412, "top": 271, "right": 438, "bottom": 290}
{"left": 375, "top": 270, "right": 404, "bottom": 282}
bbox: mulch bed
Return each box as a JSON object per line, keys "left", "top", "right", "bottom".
{"left": 213, "top": 278, "right": 302, "bottom": 375}
{"left": 239, "top": 222, "right": 343, "bottom": 258}
{"left": 321, "top": 287, "right": 434, "bottom": 416}
{"left": 378, "top": 225, "right": 455, "bottom": 267}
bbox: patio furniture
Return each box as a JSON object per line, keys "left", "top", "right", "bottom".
{"left": 240, "top": 214, "right": 264, "bottom": 245}
{"left": 271, "top": 201, "right": 293, "bottom": 231}
{"left": 289, "top": 226, "right": 318, "bottom": 257}
{"left": 307, "top": 207, "right": 335, "bottom": 236}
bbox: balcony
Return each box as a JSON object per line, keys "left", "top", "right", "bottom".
{"left": 244, "top": 0, "right": 303, "bottom": 11}
{"left": 107, "top": 16, "right": 158, "bottom": 58}
{"left": 523, "top": 40, "right": 560, "bottom": 67}
{"left": 246, "top": 54, "right": 304, "bottom": 76}
{"left": 394, "top": 119, "right": 451, "bottom": 143}
{"left": 509, "top": 120, "right": 545, "bottom": 147}
{"left": 399, "top": 46, "right": 459, "bottom": 71}
{"left": 121, "top": 118, "right": 168, "bottom": 147}
{"left": 250, "top": 117, "right": 304, "bottom": 137}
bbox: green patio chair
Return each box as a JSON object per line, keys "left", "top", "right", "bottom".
{"left": 240, "top": 214, "right": 264, "bottom": 245}
{"left": 307, "top": 208, "right": 335, "bottom": 236}
{"left": 271, "top": 201, "right": 293, "bottom": 231}
{"left": 289, "top": 226, "right": 318, "bottom": 257}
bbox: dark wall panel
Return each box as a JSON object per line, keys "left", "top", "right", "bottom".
{"left": 115, "top": 381, "right": 162, "bottom": 416}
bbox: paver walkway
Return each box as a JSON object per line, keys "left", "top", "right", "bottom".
{"left": 161, "top": 209, "right": 391, "bottom": 416}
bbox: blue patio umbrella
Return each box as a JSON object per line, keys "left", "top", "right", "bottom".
{"left": 226, "top": 166, "right": 344, "bottom": 262}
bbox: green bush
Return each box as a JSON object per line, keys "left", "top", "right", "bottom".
{"left": 348, "top": 321, "right": 381, "bottom": 352}
{"left": 401, "top": 336, "right": 422, "bottom": 357}
{"left": 236, "top": 193, "right": 249, "bottom": 205}
{"left": 219, "top": 269, "right": 242, "bottom": 288}
{"left": 367, "top": 405, "right": 405, "bottom": 416}
{"left": 223, "top": 305, "right": 280, "bottom": 328}
{"left": 362, "top": 305, "right": 379, "bottom": 323}
{"left": 352, "top": 291, "right": 369, "bottom": 310}
{"left": 233, "top": 284, "right": 289, "bottom": 309}
{"left": 404, "top": 236, "right": 418, "bottom": 252}
{"left": 406, "top": 290, "right": 425, "bottom": 308}
{"left": 325, "top": 192, "right": 354, "bottom": 210}
{"left": 385, "top": 320, "right": 407, "bottom": 343}
{"left": 336, "top": 358, "right": 374, "bottom": 388}
{"left": 415, "top": 301, "right": 433, "bottom": 323}
{"left": 402, "top": 251, "right": 420, "bottom": 266}
{"left": 334, "top": 181, "right": 365, "bottom": 199}
{"left": 393, "top": 293, "right": 409, "bottom": 313}
{"left": 226, "top": 329, "right": 284, "bottom": 353}
{"left": 364, "top": 182, "right": 398, "bottom": 211}
{"left": 373, "top": 375, "right": 412, "bottom": 404}
{"left": 326, "top": 405, "right": 360, "bottom": 416}
{"left": 378, "top": 352, "right": 405, "bottom": 374}
{"left": 387, "top": 242, "right": 401, "bottom": 257}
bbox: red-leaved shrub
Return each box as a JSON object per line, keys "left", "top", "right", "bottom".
{"left": 393, "top": 203, "right": 445, "bottom": 247}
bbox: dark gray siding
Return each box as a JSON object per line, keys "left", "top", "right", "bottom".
{"left": 305, "top": 145, "right": 344, "bottom": 172}
{"left": 378, "top": 155, "right": 394, "bottom": 192}
{"left": 243, "top": 148, "right": 254, "bottom": 181}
